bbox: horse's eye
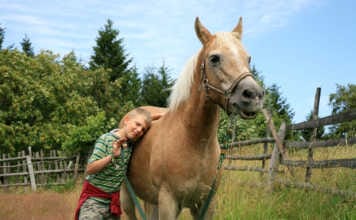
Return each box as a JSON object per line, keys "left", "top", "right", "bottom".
{"left": 209, "top": 54, "right": 220, "bottom": 65}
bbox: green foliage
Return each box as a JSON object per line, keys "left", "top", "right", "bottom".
{"left": 328, "top": 84, "right": 356, "bottom": 137}
{"left": 140, "top": 64, "right": 174, "bottom": 106}
{"left": 0, "top": 24, "right": 4, "bottom": 50}
{"left": 119, "top": 67, "right": 142, "bottom": 105}
{"left": 20, "top": 35, "right": 34, "bottom": 57}
{"left": 0, "top": 50, "right": 132, "bottom": 155}
{"left": 62, "top": 112, "right": 107, "bottom": 155}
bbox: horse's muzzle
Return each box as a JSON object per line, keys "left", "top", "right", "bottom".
{"left": 228, "top": 77, "right": 264, "bottom": 119}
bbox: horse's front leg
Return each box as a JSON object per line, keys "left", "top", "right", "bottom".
{"left": 144, "top": 202, "right": 159, "bottom": 220}
{"left": 189, "top": 198, "right": 216, "bottom": 220}
{"left": 120, "top": 183, "right": 137, "bottom": 220}
{"left": 158, "top": 186, "right": 181, "bottom": 220}
{"left": 190, "top": 172, "right": 222, "bottom": 220}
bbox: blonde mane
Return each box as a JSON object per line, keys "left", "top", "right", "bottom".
{"left": 168, "top": 54, "right": 198, "bottom": 110}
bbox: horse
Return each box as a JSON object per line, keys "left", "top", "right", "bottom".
{"left": 121, "top": 17, "right": 264, "bottom": 220}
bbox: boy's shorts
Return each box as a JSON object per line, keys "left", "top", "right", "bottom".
{"left": 79, "top": 198, "right": 119, "bottom": 220}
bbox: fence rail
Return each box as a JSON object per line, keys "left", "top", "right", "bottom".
{"left": 288, "top": 110, "right": 356, "bottom": 130}
{"left": 281, "top": 158, "right": 356, "bottom": 169}
{"left": 285, "top": 137, "right": 356, "bottom": 149}
{"left": 223, "top": 87, "right": 356, "bottom": 198}
{"left": 226, "top": 154, "right": 271, "bottom": 161}
{"left": 226, "top": 136, "right": 356, "bottom": 150}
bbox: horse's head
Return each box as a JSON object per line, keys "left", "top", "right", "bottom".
{"left": 195, "top": 17, "right": 264, "bottom": 119}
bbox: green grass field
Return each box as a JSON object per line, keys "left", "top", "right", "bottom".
{"left": 179, "top": 144, "right": 356, "bottom": 219}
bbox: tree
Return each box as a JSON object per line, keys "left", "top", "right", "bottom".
{"left": 89, "top": 19, "right": 132, "bottom": 82}
{"left": 0, "top": 50, "right": 117, "bottom": 155}
{"left": 20, "top": 35, "right": 34, "bottom": 57}
{"left": 89, "top": 19, "right": 142, "bottom": 106}
{"left": 140, "top": 64, "right": 174, "bottom": 106}
{"left": 328, "top": 84, "right": 356, "bottom": 138}
{"left": 264, "top": 84, "right": 294, "bottom": 124}
{"left": 301, "top": 111, "right": 325, "bottom": 140}
{"left": 120, "top": 67, "right": 142, "bottom": 105}
{"left": 0, "top": 24, "right": 4, "bottom": 50}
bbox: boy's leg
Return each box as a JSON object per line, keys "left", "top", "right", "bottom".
{"left": 79, "top": 198, "right": 113, "bottom": 220}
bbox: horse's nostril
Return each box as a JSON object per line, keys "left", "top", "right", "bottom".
{"left": 242, "top": 89, "right": 255, "bottom": 99}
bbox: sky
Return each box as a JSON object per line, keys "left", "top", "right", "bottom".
{"left": 1, "top": 0, "right": 355, "bottom": 123}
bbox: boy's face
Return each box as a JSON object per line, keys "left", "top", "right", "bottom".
{"left": 123, "top": 114, "right": 148, "bottom": 141}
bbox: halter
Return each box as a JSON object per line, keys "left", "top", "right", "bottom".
{"left": 200, "top": 61, "right": 254, "bottom": 111}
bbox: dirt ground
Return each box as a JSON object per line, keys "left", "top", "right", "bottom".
{"left": 0, "top": 183, "right": 138, "bottom": 220}
{"left": 0, "top": 188, "right": 80, "bottom": 220}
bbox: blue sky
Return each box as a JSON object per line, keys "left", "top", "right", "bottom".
{"left": 1, "top": 0, "right": 355, "bottom": 123}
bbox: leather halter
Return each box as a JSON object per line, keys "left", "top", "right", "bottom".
{"left": 200, "top": 61, "right": 253, "bottom": 111}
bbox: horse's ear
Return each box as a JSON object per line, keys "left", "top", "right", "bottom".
{"left": 195, "top": 17, "right": 212, "bottom": 45}
{"left": 232, "top": 17, "right": 243, "bottom": 40}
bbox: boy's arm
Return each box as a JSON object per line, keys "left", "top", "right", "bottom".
{"left": 86, "top": 155, "right": 112, "bottom": 175}
{"left": 140, "top": 106, "right": 168, "bottom": 120}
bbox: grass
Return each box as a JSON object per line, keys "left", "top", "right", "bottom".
{"left": 0, "top": 144, "right": 355, "bottom": 220}
{"left": 178, "top": 144, "right": 356, "bottom": 219}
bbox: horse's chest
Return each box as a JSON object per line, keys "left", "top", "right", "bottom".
{"left": 168, "top": 161, "right": 217, "bottom": 201}
{"left": 174, "top": 172, "right": 216, "bottom": 206}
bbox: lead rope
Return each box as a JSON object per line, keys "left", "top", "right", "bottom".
{"left": 121, "top": 147, "right": 147, "bottom": 220}
{"left": 198, "top": 113, "right": 237, "bottom": 219}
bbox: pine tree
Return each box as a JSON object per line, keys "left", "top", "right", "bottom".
{"left": 140, "top": 64, "right": 173, "bottom": 106}
{"left": 120, "top": 67, "right": 142, "bottom": 105}
{"left": 0, "top": 24, "right": 5, "bottom": 50}
{"left": 20, "top": 35, "right": 34, "bottom": 57}
{"left": 265, "top": 84, "right": 294, "bottom": 122}
{"left": 89, "top": 19, "right": 132, "bottom": 82}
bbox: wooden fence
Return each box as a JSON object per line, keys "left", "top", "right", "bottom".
{"left": 223, "top": 87, "right": 356, "bottom": 199}
{"left": 0, "top": 147, "right": 84, "bottom": 191}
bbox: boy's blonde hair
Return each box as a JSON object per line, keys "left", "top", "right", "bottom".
{"left": 119, "top": 108, "right": 152, "bottom": 128}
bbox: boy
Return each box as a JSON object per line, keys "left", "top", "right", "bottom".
{"left": 75, "top": 107, "right": 155, "bottom": 220}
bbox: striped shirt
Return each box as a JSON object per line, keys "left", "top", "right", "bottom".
{"left": 86, "top": 130, "right": 132, "bottom": 204}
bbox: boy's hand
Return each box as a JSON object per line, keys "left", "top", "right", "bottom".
{"left": 152, "top": 112, "right": 165, "bottom": 120}
{"left": 112, "top": 138, "right": 128, "bottom": 158}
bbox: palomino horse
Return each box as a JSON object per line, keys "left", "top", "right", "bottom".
{"left": 121, "top": 17, "right": 264, "bottom": 220}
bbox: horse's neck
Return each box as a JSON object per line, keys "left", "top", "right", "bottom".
{"left": 174, "top": 72, "right": 220, "bottom": 142}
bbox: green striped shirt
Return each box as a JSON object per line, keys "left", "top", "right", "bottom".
{"left": 86, "top": 130, "right": 132, "bottom": 203}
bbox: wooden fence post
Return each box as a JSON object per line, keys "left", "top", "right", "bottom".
{"left": 21, "top": 151, "right": 28, "bottom": 186}
{"left": 74, "top": 154, "right": 80, "bottom": 180}
{"left": 268, "top": 122, "right": 286, "bottom": 191}
{"left": 2, "top": 154, "right": 7, "bottom": 185}
{"left": 305, "top": 87, "right": 321, "bottom": 183}
{"left": 262, "top": 128, "right": 270, "bottom": 170}
{"left": 26, "top": 155, "right": 36, "bottom": 191}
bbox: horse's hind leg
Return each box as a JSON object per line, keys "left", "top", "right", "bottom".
{"left": 144, "top": 202, "right": 158, "bottom": 220}
{"left": 120, "top": 183, "right": 137, "bottom": 220}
